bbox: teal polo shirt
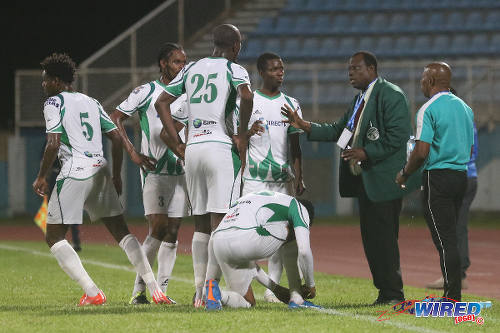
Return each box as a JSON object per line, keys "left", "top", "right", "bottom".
{"left": 415, "top": 92, "right": 474, "bottom": 171}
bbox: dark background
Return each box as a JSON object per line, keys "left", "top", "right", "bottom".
{"left": 1, "top": 0, "right": 166, "bottom": 130}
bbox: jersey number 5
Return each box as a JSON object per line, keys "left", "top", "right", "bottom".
{"left": 80, "top": 112, "right": 94, "bottom": 141}
{"left": 190, "top": 73, "right": 218, "bottom": 104}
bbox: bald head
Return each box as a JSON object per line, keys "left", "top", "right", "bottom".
{"left": 421, "top": 62, "right": 452, "bottom": 98}
{"left": 213, "top": 24, "right": 241, "bottom": 49}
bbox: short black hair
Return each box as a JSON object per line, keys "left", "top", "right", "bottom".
{"left": 213, "top": 24, "right": 240, "bottom": 49}
{"left": 40, "top": 53, "right": 76, "bottom": 84}
{"left": 257, "top": 52, "right": 281, "bottom": 72}
{"left": 157, "top": 42, "right": 183, "bottom": 68}
{"left": 297, "top": 199, "right": 315, "bottom": 225}
{"left": 353, "top": 51, "right": 378, "bottom": 73}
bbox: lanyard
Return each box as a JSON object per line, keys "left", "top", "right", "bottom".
{"left": 346, "top": 79, "right": 377, "bottom": 131}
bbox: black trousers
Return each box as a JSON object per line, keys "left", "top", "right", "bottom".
{"left": 358, "top": 185, "right": 404, "bottom": 301}
{"left": 457, "top": 177, "right": 477, "bottom": 278}
{"left": 422, "top": 169, "right": 467, "bottom": 301}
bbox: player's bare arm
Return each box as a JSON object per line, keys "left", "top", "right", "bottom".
{"left": 395, "top": 140, "right": 430, "bottom": 187}
{"left": 155, "top": 91, "right": 185, "bottom": 159}
{"left": 281, "top": 103, "right": 311, "bottom": 133}
{"left": 246, "top": 120, "right": 265, "bottom": 140}
{"left": 236, "top": 84, "right": 253, "bottom": 163}
{"left": 160, "top": 121, "right": 186, "bottom": 156}
{"left": 33, "top": 133, "right": 61, "bottom": 197}
{"left": 105, "top": 129, "right": 124, "bottom": 195}
{"left": 289, "top": 134, "right": 305, "bottom": 195}
{"left": 110, "top": 110, "right": 156, "bottom": 172}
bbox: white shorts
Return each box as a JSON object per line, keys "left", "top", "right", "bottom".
{"left": 184, "top": 143, "right": 241, "bottom": 215}
{"left": 242, "top": 179, "right": 294, "bottom": 196}
{"left": 47, "top": 167, "right": 123, "bottom": 224}
{"left": 142, "top": 173, "right": 190, "bottom": 217}
{"left": 212, "top": 229, "right": 282, "bottom": 295}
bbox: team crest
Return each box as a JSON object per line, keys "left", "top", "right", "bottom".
{"left": 366, "top": 126, "right": 379, "bottom": 141}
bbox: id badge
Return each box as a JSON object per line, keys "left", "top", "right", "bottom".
{"left": 337, "top": 128, "right": 353, "bottom": 149}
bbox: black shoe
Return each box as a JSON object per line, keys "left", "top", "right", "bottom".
{"left": 129, "top": 292, "right": 150, "bottom": 305}
{"left": 373, "top": 297, "right": 405, "bottom": 306}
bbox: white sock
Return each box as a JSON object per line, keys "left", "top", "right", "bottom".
{"left": 266, "top": 251, "right": 283, "bottom": 296}
{"left": 290, "top": 290, "right": 304, "bottom": 305}
{"left": 255, "top": 266, "right": 277, "bottom": 290}
{"left": 50, "top": 240, "right": 99, "bottom": 297}
{"left": 221, "top": 290, "right": 251, "bottom": 308}
{"left": 132, "top": 235, "right": 161, "bottom": 295}
{"left": 192, "top": 232, "right": 210, "bottom": 299}
{"left": 157, "top": 241, "right": 177, "bottom": 294}
{"left": 119, "top": 234, "right": 160, "bottom": 294}
{"left": 205, "top": 236, "right": 222, "bottom": 281}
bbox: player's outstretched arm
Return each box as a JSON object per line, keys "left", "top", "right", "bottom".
{"left": 281, "top": 104, "right": 311, "bottom": 133}
{"left": 33, "top": 133, "right": 60, "bottom": 197}
{"left": 110, "top": 110, "right": 156, "bottom": 172}
{"left": 105, "top": 129, "right": 124, "bottom": 195}
{"left": 155, "top": 92, "right": 184, "bottom": 159}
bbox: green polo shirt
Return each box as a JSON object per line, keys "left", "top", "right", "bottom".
{"left": 415, "top": 92, "right": 474, "bottom": 171}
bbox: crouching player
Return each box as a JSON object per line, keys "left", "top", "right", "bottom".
{"left": 204, "top": 191, "right": 320, "bottom": 310}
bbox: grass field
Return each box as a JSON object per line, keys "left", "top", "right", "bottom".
{"left": 0, "top": 240, "right": 498, "bottom": 333}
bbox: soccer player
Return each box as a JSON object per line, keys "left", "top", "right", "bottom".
{"left": 33, "top": 53, "right": 172, "bottom": 306}
{"left": 154, "top": 24, "right": 253, "bottom": 306}
{"left": 241, "top": 52, "right": 306, "bottom": 302}
{"left": 204, "top": 191, "right": 319, "bottom": 310}
{"left": 110, "top": 43, "right": 190, "bottom": 304}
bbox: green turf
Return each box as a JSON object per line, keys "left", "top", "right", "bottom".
{"left": 0, "top": 241, "right": 498, "bottom": 333}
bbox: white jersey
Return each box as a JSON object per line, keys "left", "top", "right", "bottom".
{"left": 117, "top": 80, "right": 187, "bottom": 175}
{"left": 163, "top": 57, "right": 251, "bottom": 146}
{"left": 244, "top": 90, "right": 303, "bottom": 183}
{"left": 43, "top": 91, "right": 117, "bottom": 180}
{"left": 214, "top": 191, "right": 310, "bottom": 241}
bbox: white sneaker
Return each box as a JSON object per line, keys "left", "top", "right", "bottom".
{"left": 264, "top": 290, "right": 281, "bottom": 303}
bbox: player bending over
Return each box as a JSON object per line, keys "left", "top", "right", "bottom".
{"left": 111, "top": 43, "right": 190, "bottom": 304}
{"left": 33, "top": 53, "right": 172, "bottom": 306}
{"left": 203, "top": 191, "right": 320, "bottom": 310}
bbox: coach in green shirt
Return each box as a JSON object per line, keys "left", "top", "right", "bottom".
{"left": 282, "top": 51, "right": 418, "bottom": 305}
{"left": 396, "top": 62, "right": 474, "bottom": 302}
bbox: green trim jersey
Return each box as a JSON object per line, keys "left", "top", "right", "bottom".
{"left": 243, "top": 90, "right": 303, "bottom": 183}
{"left": 415, "top": 91, "right": 474, "bottom": 171}
{"left": 117, "top": 80, "right": 187, "bottom": 175}
{"left": 43, "top": 92, "right": 117, "bottom": 180}
{"left": 162, "top": 57, "right": 251, "bottom": 146}
{"left": 214, "top": 191, "right": 310, "bottom": 240}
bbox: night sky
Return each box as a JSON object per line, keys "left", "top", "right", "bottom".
{"left": 1, "top": 0, "right": 166, "bottom": 130}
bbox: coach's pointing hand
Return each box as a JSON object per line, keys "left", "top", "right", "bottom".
{"left": 281, "top": 103, "right": 311, "bottom": 133}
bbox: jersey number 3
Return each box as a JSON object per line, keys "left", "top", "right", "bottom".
{"left": 80, "top": 112, "right": 94, "bottom": 141}
{"left": 190, "top": 73, "right": 218, "bottom": 104}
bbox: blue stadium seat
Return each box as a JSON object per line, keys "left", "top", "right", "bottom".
{"left": 388, "top": 13, "right": 408, "bottom": 33}
{"left": 429, "top": 35, "right": 450, "bottom": 56}
{"left": 332, "top": 14, "right": 349, "bottom": 33}
{"left": 468, "top": 34, "right": 489, "bottom": 55}
{"left": 282, "top": 39, "right": 301, "bottom": 59}
{"left": 255, "top": 17, "right": 274, "bottom": 34}
{"left": 319, "top": 38, "right": 339, "bottom": 58}
{"left": 294, "top": 16, "right": 312, "bottom": 34}
{"left": 275, "top": 17, "right": 294, "bottom": 35}
{"left": 301, "top": 38, "right": 321, "bottom": 58}
{"left": 318, "top": 69, "right": 346, "bottom": 82}
{"left": 411, "top": 36, "right": 432, "bottom": 57}
{"left": 489, "top": 33, "right": 500, "bottom": 54}
{"left": 337, "top": 37, "right": 357, "bottom": 58}
{"left": 485, "top": 11, "right": 500, "bottom": 30}
{"left": 285, "top": 70, "right": 313, "bottom": 83}
{"left": 358, "top": 37, "right": 376, "bottom": 53}
{"left": 286, "top": 0, "right": 306, "bottom": 11}
{"left": 427, "top": 12, "right": 445, "bottom": 31}
{"left": 392, "top": 36, "right": 412, "bottom": 57}
{"left": 371, "top": 13, "right": 388, "bottom": 33}
{"left": 465, "top": 12, "right": 483, "bottom": 30}
{"left": 263, "top": 38, "right": 283, "bottom": 54}
{"left": 312, "top": 14, "right": 332, "bottom": 34}
{"left": 374, "top": 36, "right": 394, "bottom": 57}
{"left": 324, "top": 0, "right": 347, "bottom": 10}
{"left": 407, "top": 13, "right": 427, "bottom": 32}
{"left": 305, "top": 0, "right": 325, "bottom": 11}
{"left": 446, "top": 12, "right": 464, "bottom": 31}
{"left": 350, "top": 13, "right": 370, "bottom": 33}
{"left": 289, "top": 84, "right": 312, "bottom": 105}
{"left": 240, "top": 39, "right": 263, "bottom": 59}
{"left": 449, "top": 34, "right": 471, "bottom": 56}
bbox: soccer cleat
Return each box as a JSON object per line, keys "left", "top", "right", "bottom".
{"left": 78, "top": 290, "right": 106, "bottom": 306}
{"left": 288, "top": 300, "right": 322, "bottom": 309}
{"left": 205, "top": 279, "right": 222, "bottom": 311}
{"left": 151, "top": 289, "right": 176, "bottom": 305}
{"left": 129, "top": 291, "right": 150, "bottom": 305}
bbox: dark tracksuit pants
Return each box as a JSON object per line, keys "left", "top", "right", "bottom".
{"left": 358, "top": 185, "right": 404, "bottom": 301}
{"left": 457, "top": 177, "right": 477, "bottom": 278}
{"left": 422, "top": 169, "right": 467, "bottom": 301}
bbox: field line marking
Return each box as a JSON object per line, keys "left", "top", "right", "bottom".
{"left": 314, "top": 307, "right": 445, "bottom": 333}
{"left": 0, "top": 243, "right": 194, "bottom": 285}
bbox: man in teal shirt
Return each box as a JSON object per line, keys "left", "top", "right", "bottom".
{"left": 396, "top": 62, "right": 474, "bottom": 302}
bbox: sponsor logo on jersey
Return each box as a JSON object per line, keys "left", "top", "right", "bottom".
{"left": 193, "top": 129, "right": 212, "bottom": 138}
{"left": 84, "top": 151, "right": 103, "bottom": 158}
{"left": 266, "top": 120, "right": 286, "bottom": 127}
{"left": 193, "top": 119, "right": 217, "bottom": 128}
{"left": 44, "top": 98, "right": 60, "bottom": 108}
{"left": 133, "top": 86, "right": 145, "bottom": 94}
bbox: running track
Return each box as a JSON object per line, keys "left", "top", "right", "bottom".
{"left": 1, "top": 224, "right": 498, "bottom": 300}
